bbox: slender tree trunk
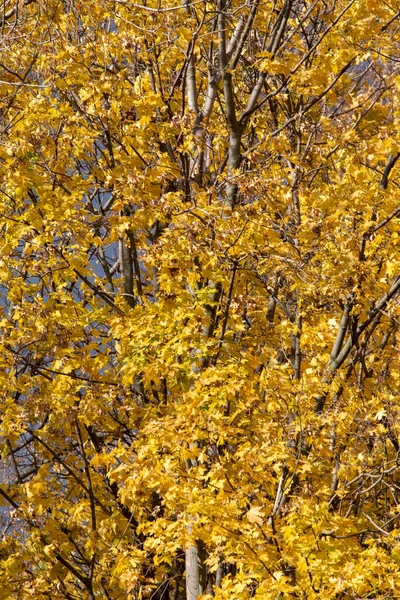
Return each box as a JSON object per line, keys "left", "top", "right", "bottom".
{"left": 185, "top": 540, "right": 207, "bottom": 600}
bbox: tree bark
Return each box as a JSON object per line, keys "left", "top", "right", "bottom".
{"left": 185, "top": 540, "right": 207, "bottom": 600}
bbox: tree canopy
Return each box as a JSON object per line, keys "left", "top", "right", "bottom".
{"left": 1, "top": 0, "right": 400, "bottom": 598}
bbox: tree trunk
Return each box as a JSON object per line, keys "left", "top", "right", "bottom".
{"left": 185, "top": 540, "right": 207, "bottom": 600}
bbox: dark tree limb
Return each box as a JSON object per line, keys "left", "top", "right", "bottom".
{"left": 379, "top": 152, "right": 400, "bottom": 190}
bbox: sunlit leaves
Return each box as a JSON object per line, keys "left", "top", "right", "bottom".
{"left": 1, "top": 0, "right": 400, "bottom": 598}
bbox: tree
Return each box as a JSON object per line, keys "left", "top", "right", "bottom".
{"left": 1, "top": 0, "right": 400, "bottom": 597}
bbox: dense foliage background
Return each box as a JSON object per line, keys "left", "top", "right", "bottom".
{"left": 1, "top": 0, "right": 400, "bottom": 598}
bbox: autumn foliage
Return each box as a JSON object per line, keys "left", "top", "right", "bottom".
{"left": 1, "top": 0, "right": 400, "bottom": 598}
